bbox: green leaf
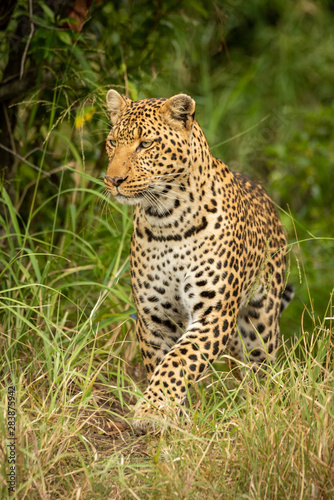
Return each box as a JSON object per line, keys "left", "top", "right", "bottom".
{"left": 128, "top": 82, "right": 138, "bottom": 101}
{"left": 39, "top": 3, "right": 55, "bottom": 23}
{"left": 58, "top": 31, "right": 73, "bottom": 46}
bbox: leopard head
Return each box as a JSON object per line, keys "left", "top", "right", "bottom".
{"left": 104, "top": 90, "right": 196, "bottom": 211}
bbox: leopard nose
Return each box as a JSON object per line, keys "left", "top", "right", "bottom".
{"left": 105, "top": 175, "right": 127, "bottom": 187}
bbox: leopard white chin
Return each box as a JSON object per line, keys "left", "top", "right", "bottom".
{"left": 114, "top": 194, "right": 142, "bottom": 206}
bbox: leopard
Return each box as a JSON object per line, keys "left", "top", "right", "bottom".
{"left": 104, "top": 89, "right": 294, "bottom": 432}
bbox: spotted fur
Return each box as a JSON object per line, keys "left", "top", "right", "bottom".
{"left": 104, "top": 90, "right": 293, "bottom": 431}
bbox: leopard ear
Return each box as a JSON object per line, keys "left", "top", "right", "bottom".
{"left": 161, "top": 94, "right": 196, "bottom": 130}
{"left": 106, "top": 90, "right": 132, "bottom": 124}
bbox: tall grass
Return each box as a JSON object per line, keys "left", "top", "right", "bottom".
{"left": 1, "top": 1, "right": 334, "bottom": 497}
{"left": 1, "top": 100, "right": 334, "bottom": 497}
{"left": 1, "top": 201, "right": 333, "bottom": 498}
{"left": 0, "top": 165, "right": 135, "bottom": 497}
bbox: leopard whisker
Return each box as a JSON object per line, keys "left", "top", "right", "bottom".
{"left": 153, "top": 181, "right": 188, "bottom": 190}
{"left": 102, "top": 196, "right": 112, "bottom": 219}
{"left": 145, "top": 193, "right": 169, "bottom": 215}
{"left": 148, "top": 173, "right": 180, "bottom": 179}
{"left": 151, "top": 191, "right": 188, "bottom": 204}
{"left": 151, "top": 185, "right": 189, "bottom": 203}
{"left": 98, "top": 189, "right": 108, "bottom": 209}
{"left": 150, "top": 175, "right": 189, "bottom": 191}
{"left": 143, "top": 189, "right": 163, "bottom": 212}
{"left": 145, "top": 189, "right": 172, "bottom": 215}
{"left": 99, "top": 188, "right": 116, "bottom": 221}
{"left": 150, "top": 165, "right": 189, "bottom": 179}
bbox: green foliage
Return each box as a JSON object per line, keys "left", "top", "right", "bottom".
{"left": 1, "top": 0, "right": 334, "bottom": 497}
{"left": 267, "top": 105, "right": 334, "bottom": 225}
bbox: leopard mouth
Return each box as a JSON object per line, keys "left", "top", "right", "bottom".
{"left": 113, "top": 180, "right": 155, "bottom": 203}
{"left": 114, "top": 182, "right": 172, "bottom": 210}
{"left": 114, "top": 190, "right": 146, "bottom": 205}
{"left": 114, "top": 194, "right": 140, "bottom": 205}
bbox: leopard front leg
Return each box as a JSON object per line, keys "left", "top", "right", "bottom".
{"left": 132, "top": 309, "right": 185, "bottom": 431}
{"left": 132, "top": 311, "right": 236, "bottom": 432}
{"left": 134, "top": 311, "right": 181, "bottom": 379}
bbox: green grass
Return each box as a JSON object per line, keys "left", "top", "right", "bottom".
{"left": 1, "top": 102, "right": 333, "bottom": 498}
{"left": 1, "top": 152, "right": 334, "bottom": 498}
{"left": 1, "top": 2, "right": 334, "bottom": 495}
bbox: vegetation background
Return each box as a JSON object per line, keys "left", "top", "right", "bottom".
{"left": 0, "top": 0, "right": 333, "bottom": 498}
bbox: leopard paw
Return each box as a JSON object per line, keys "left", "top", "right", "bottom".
{"left": 132, "top": 398, "right": 177, "bottom": 433}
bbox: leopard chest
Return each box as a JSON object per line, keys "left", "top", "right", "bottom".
{"left": 130, "top": 230, "right": 194, "bottom": 331}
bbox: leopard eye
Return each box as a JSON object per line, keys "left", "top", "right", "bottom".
{"left": 141, "top": 141, "right": 153, "bottom": 148}
{"left": 109, "top": 139, "right": 117, "bottom": 147}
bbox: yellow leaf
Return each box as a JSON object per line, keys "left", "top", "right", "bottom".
{"left": 75, "top": 106, "right": 96, "bottom": 128}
